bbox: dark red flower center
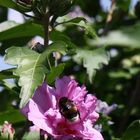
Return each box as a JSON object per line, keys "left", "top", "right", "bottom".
{"left": 57, "top": 121, "right": 77, "bottom": 135}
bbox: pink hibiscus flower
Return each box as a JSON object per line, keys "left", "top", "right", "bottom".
{"left": 21, "top": 76, "right": 104, "bottom": 140}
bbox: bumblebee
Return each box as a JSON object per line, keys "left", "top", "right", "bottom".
{"left": 59, "top": 97, "right": 80, "bottom": 122}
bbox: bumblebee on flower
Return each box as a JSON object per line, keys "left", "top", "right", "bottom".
{"left": 21, "top": 76, "right": 103, "bottom": 140}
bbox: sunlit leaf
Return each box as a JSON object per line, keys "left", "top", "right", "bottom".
{"left": 73, "top": 47, "right": 110, "bottom": 82}
{"left": 57, "top": 17, "right": 96, "bottom": 38}
{"left": 91, "top": 23, "right": 140, "bottom": 48}
{"left": 0, "top": 21, "right": 43, "bottom": 41}
{"left": 0, "top": 21, "right": 19, "bottom": 32}
{"left": 4, "top": 42, "right": 67, "bottom": 108}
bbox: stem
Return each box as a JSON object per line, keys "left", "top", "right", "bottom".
{"left": 42, "top": 12, "right": 52, "bottom": 70}
{"left": 40, "top": 129, "right": 45, "bottom": 140}
{"left": 47, "top": 56, "right": 52, "bottom": 70}
{"left": 15, "top": 121, "right": 32, "bottom": 140}
{"left": 39, "top": 13, "right": 50, "bottom": 140}
{"left": 43, "top": 12, "right": 50, "bottom": 47}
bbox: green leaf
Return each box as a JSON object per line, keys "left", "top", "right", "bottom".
{"left": 0, "top": 0, "right": 17, "bottom": 11}
{"left": 0, "top": 21, "right": 19, "bottom": 32}
{"left": 57, "top": 17, "right": 97, "bottom": 38}
{"left": 4, "top": 42, "right": 67, "bottom": 108}
{"left": 91, "top": 23, "right": 140, "bottom": 48}
{"left": 0, "top": 21, "right": 43, "bottom": 41}
{"left": 73, "top": 47, "right": 110, "bottom": 82}
{"left": 0, "top": 0, "right": 31, "bottom": 13}
{"left": 47, "top": 63, "right": 65, "bottom": 84}
{"left": 5, "top": 47, "right": 47, "bottom": 108}
{"left": 66, "top": 18, "right": 96, "bottom": 38}
{"left": 50, "top": 30, "right": 76, "bottom": 54}
{"left": 50, "top": 30, "right": 70, "bottom": 41}
{"left": 0, "top": 69, "right": 16, "bottom": 80}
{"left": 0, "top": 109, "right": 25, "bottom": 124}
{"left": 121, "top": 120, "right": 140, "bottom": 140}
{"left": 116, "top": 0, "right": 131, "bottom": 11}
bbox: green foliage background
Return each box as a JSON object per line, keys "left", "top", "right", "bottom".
{"left": 0, "top": 0, "right": 140, "bottom": 140}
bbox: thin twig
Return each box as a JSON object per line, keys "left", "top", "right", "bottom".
{"left": 102, "top": 0, "right": 116, "bottom": 35}
{"left": 106, "top": 0, "right": 116, "bottom": 23}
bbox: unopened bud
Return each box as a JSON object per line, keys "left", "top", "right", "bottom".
{"left": 16, "top": 0, "right": 33, "bottom": 12}
{"left": 49, "top": 0, "right": 75, "bottom": 16}
{"left": 31, "top": 42, "right": 45, "bottom": 53}
{"left": 0, "top": 121, "right": 15, "bottom": 140}
{"left": 18, "top": 0, "right": 32, "bottom": 5}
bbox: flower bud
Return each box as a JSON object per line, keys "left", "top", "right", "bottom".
{"left": 31, "top": 42, "right": 46, "bottom": 53}
{"left": 0, "top": 121, "right": 15, "bottom": 140}
{"left": 49, "top": 0, "right": 75, "bottom": 16}
{"left": 16, "top": 0, "right": 33, "bottom": 12}
{"left": 18, "top": 0, "right": 32, "bottom": 5}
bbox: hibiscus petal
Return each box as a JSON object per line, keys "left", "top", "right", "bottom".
{"left": 24, "top": 99, "right": 55, "bottom": 135}
{"left": 71, "top": 85, "right": 87, "bottom": 104}
{"left": 55, "top": 76, "right": 87, "bottom": 105}
{"left": 33, "top": 82, "right": 56, "bottom": 112}
{"left": 81, "top": 120, "right": 104, "bottom": 140}
{"left": 55, "top": 76, "right": 72, "bottom": 98}
{"left": 21, "top": 77, "right": 104, "bottom": 140}
{"left": 90, "top": 128, "right": 104, "bottom": 140}
{"left": 84, "top": 94, "right": 97, "bottom": 113}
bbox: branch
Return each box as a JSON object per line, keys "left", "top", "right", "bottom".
{"left": 106, "top": 0, "right": 116, "bottom": 23}
{"left": 101, "top": 0, "right": 116, "bottom": 35}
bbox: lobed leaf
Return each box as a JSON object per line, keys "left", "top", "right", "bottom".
{"left": 73, "top": 47, "right": 110, "bottom": 83}
{"left": 4, "top": 42, "right": 67, "bottom": 108}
